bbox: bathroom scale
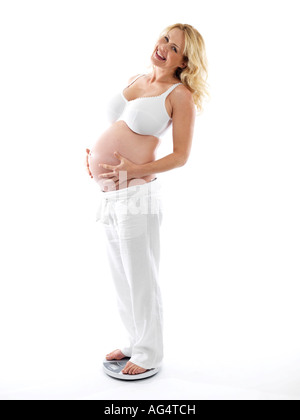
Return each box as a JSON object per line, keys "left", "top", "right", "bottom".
{"left": 103, "top": 357, "right": 160, "bottom": 381}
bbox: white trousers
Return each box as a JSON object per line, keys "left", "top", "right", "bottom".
{"left": 95, "top": 178, "right": 164, "bottom": 369}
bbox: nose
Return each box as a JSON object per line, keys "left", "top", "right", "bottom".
{"left": 158, "top": 45, "right": 167, "bottom": 56}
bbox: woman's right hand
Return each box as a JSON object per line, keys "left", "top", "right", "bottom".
{"left": 86, "top": 148, "right": 93, "bottom": 178}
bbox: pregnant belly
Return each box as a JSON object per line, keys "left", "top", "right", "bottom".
{"left": 89, "top": 121, "right": 160, "bottom": 191}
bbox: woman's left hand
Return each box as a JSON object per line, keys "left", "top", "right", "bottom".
{"left": 98, "top": 151, "right": 140, "bottom": 184}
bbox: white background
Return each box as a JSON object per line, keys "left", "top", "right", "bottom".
{"left": 0, "top": 0, "right": 299, "bottom": 400}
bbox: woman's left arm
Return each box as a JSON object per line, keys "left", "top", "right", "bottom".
{"left": 99, "top": 88, "right": 196, "bottom": 179}
{"left": 137, "top": 88, "right": 196, "bottom": 177}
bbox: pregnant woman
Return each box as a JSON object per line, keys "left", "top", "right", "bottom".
{"left": 86, "top": 23, "right": 209, "bottom": 377}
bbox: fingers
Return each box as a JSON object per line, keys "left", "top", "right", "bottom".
{"left": 87, "top": 166, "right": 93, "bottom": 178}
{"left": 98, "top": 171, "right": 116, "bottom": 179}
{"left": 86, "top": 150, "right": 93, "bottom": 178}
{"left": 102, "top": 177, "right": 119, "bottom": 191}
{"left": 98, "top": 163, "right": 115, "bottom": 171}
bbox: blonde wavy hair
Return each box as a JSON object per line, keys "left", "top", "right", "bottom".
{"left": 148, "top": 23, "right": 210, "bottom": 116}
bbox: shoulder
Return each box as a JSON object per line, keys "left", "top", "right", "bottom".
{"left": 171, "top": 84, "right": 196, "bottom": 115}
{"left": 127, "top": 74, "right": 141, "bottom": 85}
{"left": 172, "top": 83, "right": 193, "bottom": 102}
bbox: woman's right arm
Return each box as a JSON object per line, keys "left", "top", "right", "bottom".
{"left": 85, "top": 74, "right": 140, "bottom": 179}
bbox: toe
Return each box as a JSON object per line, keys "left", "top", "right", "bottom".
{"left": 128, "top": 365, "right": 136, "bottom": 374}
{"left": 122, "top": 362, "right": 147, "bottom": 375}
{"left": 122, "top": 361, "right": 132, "bottom": 374}
{"left": 106, "top": 349, "right": 125, "bottom": 360}
{"left": 106, "top": 352, "right": 116, "bottom": 360}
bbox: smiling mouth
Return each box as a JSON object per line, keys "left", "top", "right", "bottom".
{"left": 155, "top": 50, "right": 166, "bottom": 61}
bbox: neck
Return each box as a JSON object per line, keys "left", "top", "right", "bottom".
{"left": 147, "top": 65, "right": 179, "bottom": 85}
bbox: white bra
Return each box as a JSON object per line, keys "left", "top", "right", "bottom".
{"left": 106, "top": 74, "right": 183, "bottom": 136}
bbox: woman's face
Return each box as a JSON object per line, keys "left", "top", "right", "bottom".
{"left": 151, "top": 28, "right": 187, "bottom": 73}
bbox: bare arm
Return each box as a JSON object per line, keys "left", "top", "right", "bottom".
{"left": 137, "top": 87, "right": 196, "bottom": 177}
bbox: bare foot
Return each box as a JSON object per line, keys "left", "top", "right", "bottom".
{"left": 106, "top": 349, "right": 127, "bottom": 360}
{"left": 122, "top": 361, "right": 148, "bottom": 375}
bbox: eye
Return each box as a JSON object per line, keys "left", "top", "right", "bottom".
{"left": 164, "top": 36, "right": 177, "bottom": 53}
